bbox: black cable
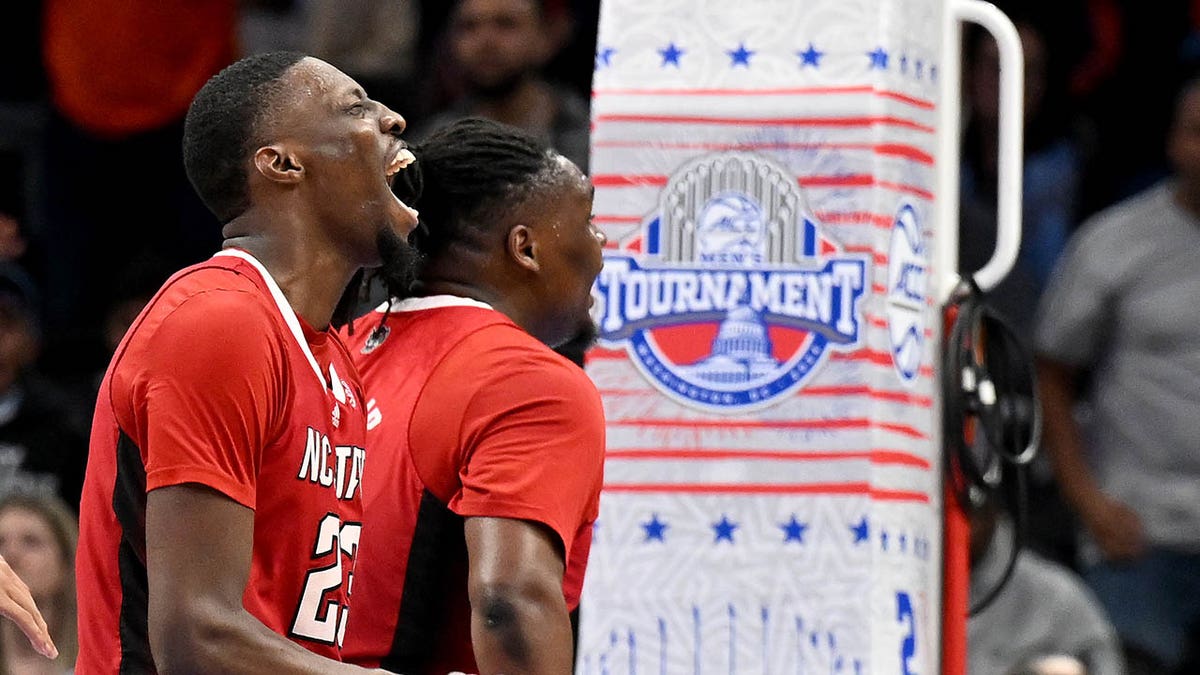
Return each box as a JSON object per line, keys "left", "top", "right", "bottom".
{"left": 941, "top": 276, "right": 1041, "bottom": 616}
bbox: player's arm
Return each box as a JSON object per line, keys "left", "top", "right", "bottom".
{"left": 147, "top": 484, "right": 391, "bottom": 675}
{"left": 1036, "top": 356, "right": 1144, "bottom": 560}
{"left": 464, "top": 516, "right": 573, "bottom": 675}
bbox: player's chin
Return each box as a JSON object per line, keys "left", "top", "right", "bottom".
{"left": 386, "top": 194, "right": 420, "bottom": 237}
{"left": 375, "top": 227, "right": 424, "bottom": 295}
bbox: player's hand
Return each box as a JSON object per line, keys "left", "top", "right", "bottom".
{"left": 0, "top": 554, "right": 57, "bottom": 658}
{"left": 1080, "top": 494, "right": 1145, "bottom": 561}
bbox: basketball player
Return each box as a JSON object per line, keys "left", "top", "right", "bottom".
{"left": 74, "top": 52, "right": 420, "bottom": 673}
{"left": 340, "top": 118, "right": 606, "bottom": 674}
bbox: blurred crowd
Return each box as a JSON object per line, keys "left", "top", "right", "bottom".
{"left": 0, "top": 0, "right": 1196, "bottom": 674}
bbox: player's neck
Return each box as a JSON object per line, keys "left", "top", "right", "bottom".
{"left": 221, "top": 232, "right": 357, "bottom": 332}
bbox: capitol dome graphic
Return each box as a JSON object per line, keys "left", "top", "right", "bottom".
{"left": 678, "top": 305, "right": 780, "bottom": 385}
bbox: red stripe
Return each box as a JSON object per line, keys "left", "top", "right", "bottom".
{"left": 592, "top": 174, "right": 670, "bottom": 187}
{"left": 878, "top": 179, "right": 935, "bottom": 200}
{"left": 589, "top": 348, "right": 936, "bottom": 377}
{"left": 801, "top": 386, "right": 933, "bottom": 408}
{"left": 594, "top": 113, "right": 935, "bottom": 133}
{"left": 830, "top": 349, "right": 936, "bottom": 377}
{"left": 843, "top": 244, "right": 887, "bottom": 266}
{"left": 814, "top": 211, "right": 895, "bottom": 228}
{"left": 591, "top": 140, "right": 934, "bottom": 165}
{"left": 605, "top": 448, "right": 931, "bottom": 469}
{"left": 598, "top": 385, "right": 933, "bottom": 408}
{"left": 592, "top": 85, "right": 936, "bottom": 111}
{"left": 799, "top": 174, "right": 873, "bottom": 188}
{"left": 593, "top": 214, "right": 644, "bottom": 223}
{"left": 864, "top": 315, "right": 936, "bottom": 339}
{"left": 877, "top": 90, "right": 937, "bottom": 110}
{"left": 608, "top": 417, "right": 927, "bottom": 439}
{"left": 602, "top": 482, "right": 930, "bottom": 502}
{"left": 588, "top": 347, "right": 627, "bottom": 360}
{"left": 593, "top": 173, "right": 934, "bottom": 199}
{"left": 589, "top": 347, "right": 935, "bottom": 378}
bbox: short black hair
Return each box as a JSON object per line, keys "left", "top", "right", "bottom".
{"left": 397, "top": 117, "right": 563, "bottom": 261}
{"left": 182, "top": 51, "right": 307, "bottom": 223}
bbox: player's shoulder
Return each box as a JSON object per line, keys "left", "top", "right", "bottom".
{"left": 121, "top": 259, "right": 283, "bottom": 357}
{"left": 459, "top": 325, "right": 601, "bottom": 400}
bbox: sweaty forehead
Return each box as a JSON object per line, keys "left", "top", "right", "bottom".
{"left": 551, "top": 154, "right": 590, "bottom": 193}
{"left": 284, "top": 57, "right": 363, "bottom": 104}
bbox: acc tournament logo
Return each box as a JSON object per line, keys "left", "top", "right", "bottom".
{"left": 592, "top": 152, "right": 868, "bottom": 412}
{"left": 886, "top": 203, "right": 928, "bottom": 385}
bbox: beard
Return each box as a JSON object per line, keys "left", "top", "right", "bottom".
{"left": 551, "top": 320, "right": 600, "bottom": 368}
{"left": 375, "top": 226, "right": 425, "bottom": 300}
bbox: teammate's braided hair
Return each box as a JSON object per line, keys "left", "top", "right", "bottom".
{"left": 183, "top": 51, "right": 306, "bottom": 224}
{"left": 383, "top": 117, "right": 561, "bottom": 297}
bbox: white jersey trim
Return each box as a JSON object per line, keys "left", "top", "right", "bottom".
{"left": 213, "top": 249, "right": 327, "bottom": 389}
{"left": 374, "top": 295, "right": 495, "bottom": 313}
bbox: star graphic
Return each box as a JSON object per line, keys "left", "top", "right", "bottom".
{"left": 642, "top": 513, "right": 668, "bottom": 542}
{"left": 850, "top": 516, "right": 869, "bottom": 544}
{"left": 727, "top": 42, "right": 755, "bottom": 68}
{"left": 797, "top": 43, "right": 824, "bottom": 68}
{"left": 712, "top": 514, "right": 739, "bottom": 543}
{"left": 867, "top": 47, "right": 889, "bottom": 70}
{"left": 658, "top": 42, "right": 685, "bottom": 68}
{"left": 780, "top": 515, "right": 808, "bottom": 543}
{"left": 595, "top": 46, "right": 617, "bottom": 70}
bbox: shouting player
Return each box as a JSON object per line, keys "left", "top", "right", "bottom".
{"left": 342, "top": 118, "right": 606, "bottom": 674}
{"left": 74, "top": 52, "right": 420, "bottom": 673}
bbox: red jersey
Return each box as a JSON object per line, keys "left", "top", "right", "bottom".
{"left": 76, "top": 251, "right": 368, "bottom": 673}
{"left": 340, "top": 296, "right": 605, "bottom": 674}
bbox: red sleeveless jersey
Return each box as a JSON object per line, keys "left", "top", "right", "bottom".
{"left": 76, "top": 251, "right": 368, "bottom": 673}
{"left": 340, "top": 296, "right": 605, "bottom": 674}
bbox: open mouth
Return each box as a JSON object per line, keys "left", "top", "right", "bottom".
{"left": 385, "top": 144, "right": 416, "bottom": 188}
{"left": 385, "top": 143, "right": 419, "bottom": 226}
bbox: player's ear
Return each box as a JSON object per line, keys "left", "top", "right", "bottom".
{"left": 253, "top": 145, "right": 304, "bottom": 184}
{"left": 507, "top": 224, "right": 539, "bottom": 272}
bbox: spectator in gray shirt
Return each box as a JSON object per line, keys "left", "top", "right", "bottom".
{"left": 1033, "top": 76, "right": 1200, "bottom": 675}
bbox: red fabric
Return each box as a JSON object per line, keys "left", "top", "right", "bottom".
{"left": 76, "top": 256, "right": 368, "bottom": 673}
{"left": 942, "top": 305, "right": 969, "bottom": 675}
{"left": 43, "top": 0, "right": 237, "bottom": 136}
{"left": 341, "top": 303, "right": 605, "bottom": 673}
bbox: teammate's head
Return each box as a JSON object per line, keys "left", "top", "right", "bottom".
{"left": 391, "top": 117, "right": 604, "bottom": 348}
{"left": 184, "top": 52, "right": 420, "bottom": 269}
{"left": 450, "top": 0, "right": 549, "bottom": 98}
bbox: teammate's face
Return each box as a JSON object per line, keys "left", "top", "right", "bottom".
{"left": 273, "top": 58, "right": 419, "bottom": 267}
{"left": 0, "top": 507, "right": 67, "bottom": 601}
{"left": 452, "top": 0, "right": 545, "bottom": 95}
{"left": 531, "top": 157, "right": 605, "bottom": 348}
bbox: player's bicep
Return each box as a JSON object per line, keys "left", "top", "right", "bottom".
{"left": 464, "top": 516, "right": 573, "bottom": 675}
{"left": 145, "top": 484, "right": 255, "bottom": 656}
